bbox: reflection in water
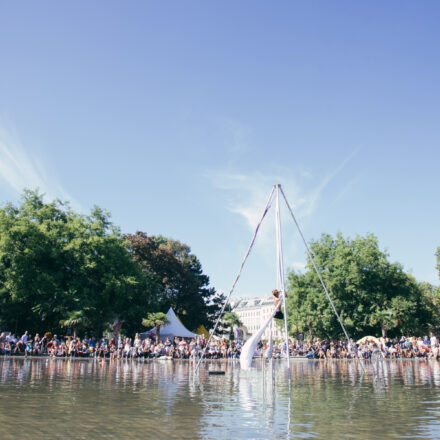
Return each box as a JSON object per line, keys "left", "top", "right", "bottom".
{"left": 0, "top": 358, "right": 440, "bottom": 439}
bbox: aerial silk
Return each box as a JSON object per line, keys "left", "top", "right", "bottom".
{"left": 240, "top": 304, "right": 279, "bottom": 370}
{"left": 240, "top": 185, "right": 290, "bottom": 371}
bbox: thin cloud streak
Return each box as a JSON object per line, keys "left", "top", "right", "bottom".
{"left": 207, "top": 149, "right": 359, "bottom": 278}
{"left": 0, "top": 126, "right": 82, "bottom": 210}
{"left": 209, "top": 150, "right": 358, "bottom": 231}
{"left": 299, "top": 147, "right": 361, "bottom": 218}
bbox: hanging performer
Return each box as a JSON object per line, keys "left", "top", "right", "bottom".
{"left": 272, "top": 289, "right": 287, "bottom": 319}
{"left": 240, "top": 288, "right": 288, "bottom": 370}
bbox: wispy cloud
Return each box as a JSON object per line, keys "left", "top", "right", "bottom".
{"left": 206, "top": 169, "right": 317, "bottom": 263}
{"left": 208, "top": 160, "right": 353, "bottom": 231}
{"left": 301, "top": 149, "right": 359, "bottom": 218}
{"left": 0, "top": 125, "right": 82, "bottom": 210}
{"left": 207, "top": 149, "right": 359, "bottom": 273}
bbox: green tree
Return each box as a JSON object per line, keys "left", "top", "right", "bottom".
{"left": 0, "top": 190, "right": 155, "bottom": 336}
{"left": 221, "top": 311, "right": 242, "bottom": 338}
{"left": 369, "top": 308, "right": 397, "bottom": 338}
{"left": 126, "top": 232, "right": 224, "bottom": 331}
{"left": 142, "top": 312, "right": 170, "bottom": 344}
{"left": 419, "top": 281, "right": 440, "bottom": 333}
{"left": 286, "top": 233, "right": 432, "bottom": 339}
{"left": 437, "top": 247, "right": 440, "bottom": 281}
{"left": 59, "top": 310, "right": 91, "bottom": 338}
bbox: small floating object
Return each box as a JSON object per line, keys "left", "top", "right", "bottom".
{"left": 208, "top": 371, "right": 225, "bottom": 375}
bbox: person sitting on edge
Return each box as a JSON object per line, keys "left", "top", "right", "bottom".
{"left": 272, "top": 289, "right": 287, "bottom": 320}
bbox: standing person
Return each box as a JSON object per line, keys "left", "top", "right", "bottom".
{"left": 33, "top": 333, "right": 41, "bottom": 355}
{"left": 68, "top": 337, "right": 76, "bottom": 357}
{"left": 431, "top": 339, "right": 439, "bottom": 360}
{"left": 123, "top": 338, "right": 131, "bottom": 358}
{"left": 21, "top": 331, "right": 29, "bottom": 343}
{"left": 40, "top": 334, "right": 48, "bottom": 354}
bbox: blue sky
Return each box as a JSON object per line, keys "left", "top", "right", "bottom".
{"left": 0, "top": 1, "right": 439, "bottom": 297}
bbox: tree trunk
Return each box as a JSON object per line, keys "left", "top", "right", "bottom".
{"left": 381, "top": 322, "right": 387, "bottom": 338}
{"left": 308, "top": 320, "right": 313, "bottom": 339}
{"left": 229, "top": 326, "right": 235, "bottom": 341}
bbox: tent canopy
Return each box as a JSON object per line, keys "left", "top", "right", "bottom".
{"left": 140, "top": 307, "right": 198, "bottom": 339}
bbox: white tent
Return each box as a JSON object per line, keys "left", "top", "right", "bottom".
{"left": 140, "top": 307, "right": 198, "bottom": 339}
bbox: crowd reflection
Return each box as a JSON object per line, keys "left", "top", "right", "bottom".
{"left": 2, "top": 356, "right": 440, "bottom": 389}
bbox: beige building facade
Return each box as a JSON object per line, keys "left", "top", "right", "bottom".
{"left": 231, "top": 296, "right": 284, "bottom": 341}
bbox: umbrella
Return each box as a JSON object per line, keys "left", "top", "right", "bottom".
{"left": 356, "top": 336, "right": 380, "bottom": 345}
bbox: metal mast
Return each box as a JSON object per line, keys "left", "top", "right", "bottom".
{"left": 275, "top": 184, "right": 290, "bottom": 373}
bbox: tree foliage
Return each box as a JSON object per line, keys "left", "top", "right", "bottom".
{"left": 221, "top": 311, "right": 242, "bottom": 339}
{"left": 437, "top": 247, "right": 440, "bottom": 281}
{"left": 142, "top": 312, "right": 170, "bottom": 344}
{"left": 286, "top": 233, "right": 435, "bottom": 339}
{"left": 0, "top": 191, "right": 220, "bottom": 336}
{"left": 222, "top": 312, "right": 242, "bottom": 329}
{"left": 126, "top": 232, "right": 224, "bottom": 331}
{"left": 0, "top": 191, "right": 159, "bottom": 336}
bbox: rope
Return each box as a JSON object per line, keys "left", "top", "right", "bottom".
{"left": 194, "top": 186, "right": 276, "bottom": 372}
{"left": 279, "top": 186, "right": 365, "bottom": 373}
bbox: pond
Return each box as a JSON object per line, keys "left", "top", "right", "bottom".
{"left": 0, "top": 357, "right": 439, "bottom": 439}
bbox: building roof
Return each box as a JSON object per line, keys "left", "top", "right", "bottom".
{"left": 232, "top": 296, "right": 274, "bottom": 310}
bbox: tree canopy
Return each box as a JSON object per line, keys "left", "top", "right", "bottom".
{"left": 126, "top": 231, "right": 224, "bottom": 331}
{"left": 437, "top": 246, "right": 440, "bottom": 281}
{"left": 0, "top": 191, "right": 217, "bottom": 336}
{"left": 142, "top": 312, "right": 170, "bottom": 344}
{"left": 222, "top": 312, "right": 242, "bottom": 329}
{"left": 1, "top": 191, "right": 437, "bottom": 340}
{"left": 286, "top": 233, "right": 436, "bottom": 339}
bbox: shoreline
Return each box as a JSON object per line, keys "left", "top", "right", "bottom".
{"left": 0, "top": 354, "right": 301, "bottom": 361}
{"left": 1, "top": 354, "right": 436, "bottom": 363}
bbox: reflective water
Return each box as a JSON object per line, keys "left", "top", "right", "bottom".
{"left": 1, "top": 358, "right": 440, "bottom": 439}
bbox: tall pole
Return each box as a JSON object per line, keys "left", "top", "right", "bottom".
{"left": 195, "top": 186, "right": 276, "bottom": 373}
{"left": 275, "top": 184, "right": 290, "bottom": 373}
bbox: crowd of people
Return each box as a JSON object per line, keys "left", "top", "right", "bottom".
{"left": 1, "top": 331, "right": 439, "bottom": 361}
{"left": 0, "top": 331, "right": 241, "bottom": 359}
{"left": 287, "top": 335, "right": 440, "bottom": 360}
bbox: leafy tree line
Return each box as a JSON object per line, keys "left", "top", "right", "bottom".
{"left": 437, "top": 246, "right": 440, "bottom": 283}
{"left": 286, "top": 233, "right": 440, "bottom": 340}
{"left": 0, "top": 191, "right": 222, "bottom": 336}
{"left": 126, "top": 231, "right": 224, "bottom": 332}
